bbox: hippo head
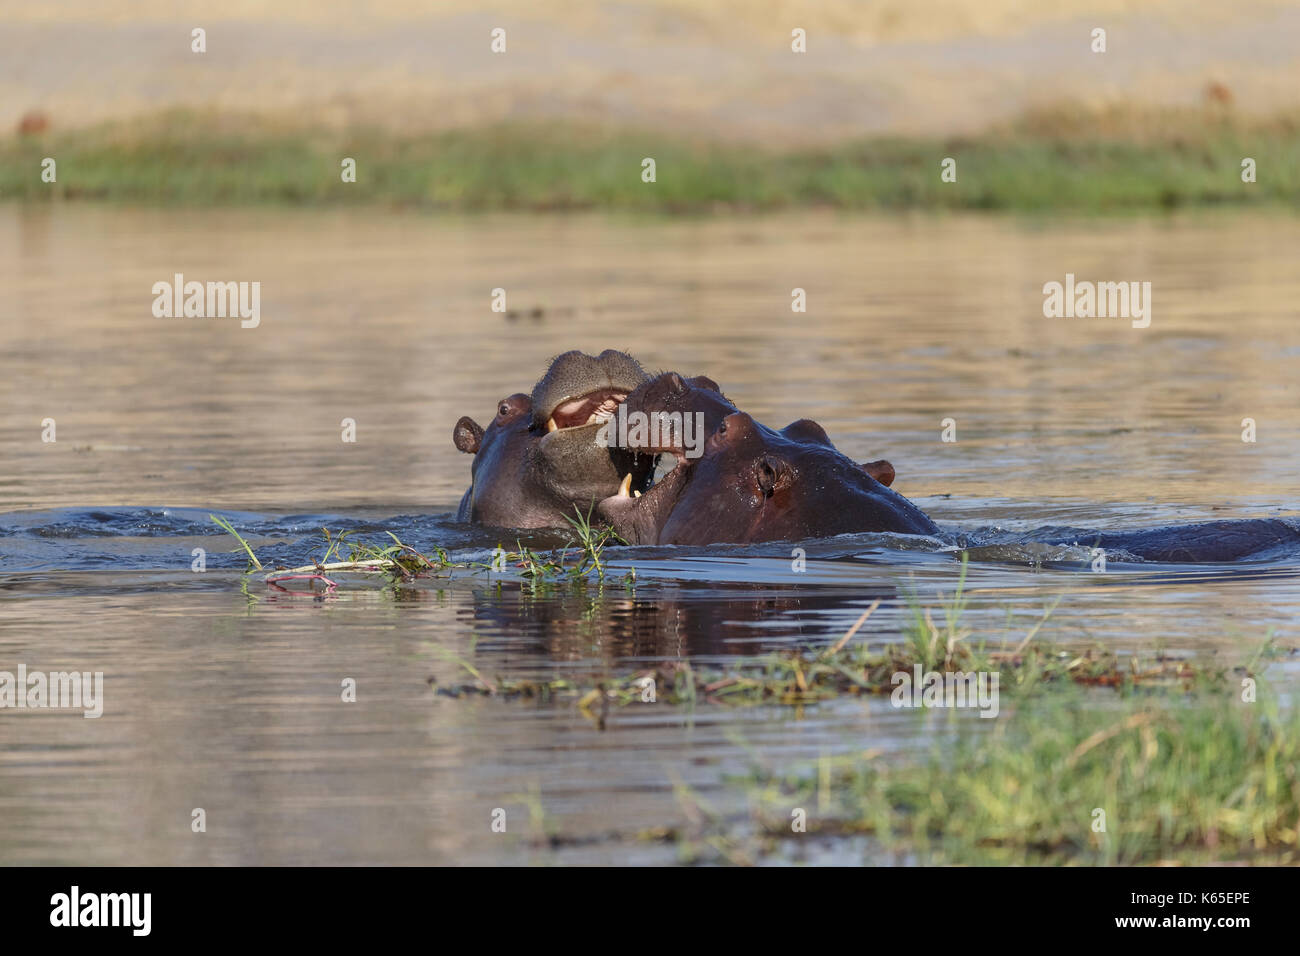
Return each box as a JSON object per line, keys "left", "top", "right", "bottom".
{"left": 597, "top": 410, "right": 938, "bottom": 545}
{"left": 454, "top": 350, "right": 653, "bottom": 528}
{"left": 604, "top": 371, "right": 740, "bottom": 484}
{"left": 599, "top": 370, "right": 897, "bottom": 511}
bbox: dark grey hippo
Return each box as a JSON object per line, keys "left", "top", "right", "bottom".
{"left": 454, "top": 349, "right": 653, "bottom": 528}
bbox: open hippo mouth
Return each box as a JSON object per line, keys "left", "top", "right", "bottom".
{"left": 539, "top": 383, "right": 660, "bottom": 495}
{"left": 612, "top": 449, "right": 688, "bottom": 500}
{"left": 596, "top": 370, "right": 741, "bottom": 503}
{"left": 543, "top": 388, "right": 628, "bottom": 433}
{"left": 526, "top": 349, "right": 657, "bottom": 507}
{"left": 599, "top": 444, "right": 699, "bottom": 543}
{"left": 532, "top": 349, "right": 648, "bottom": 438}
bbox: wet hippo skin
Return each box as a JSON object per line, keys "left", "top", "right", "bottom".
{"left": 607, "top": 371, "right": 899, "bottom": 493}
{"left": 1043, "top": 519, "right": 1300, "bottom": 564}
{"left": 456, "top": 359, "right": 1298, "bottom": 563}
{"left": 453, "top": 350, "right": 653, "bottom": 528}
{"left": 599, "top": 409, "right": 939, "bottom": 545}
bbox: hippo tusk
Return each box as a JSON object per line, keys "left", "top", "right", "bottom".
{"left": 546, "top": 417, "right": 558, "bottom": 433}
{"left": 618, "top": 473, "right": 632, "bottom": 497}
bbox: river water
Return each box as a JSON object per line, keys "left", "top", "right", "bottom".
{"left": 1, "top": 206, "right": 1297, "bottom": 863}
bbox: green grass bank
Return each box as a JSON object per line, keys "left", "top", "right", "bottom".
{"left": 3, "top": 106, "right": 1298, "bottom": 212}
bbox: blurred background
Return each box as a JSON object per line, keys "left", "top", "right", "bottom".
{"left": 4, "top": 0, "right": 1300, "bottom": 140}
{"left": 1, "top": 0, "right": 1297, "bottom": 514}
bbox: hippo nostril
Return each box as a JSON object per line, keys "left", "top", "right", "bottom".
{"left": 756, "top": 457, "right": 786, "bottom": 498}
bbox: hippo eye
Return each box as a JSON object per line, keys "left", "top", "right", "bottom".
{"left": 498, "top": 403, "right": 510, "bottom": 417}
{"left": 717, "top": 420, "right": 727, "bottom": 435}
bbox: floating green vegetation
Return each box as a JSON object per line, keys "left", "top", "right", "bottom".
{"left": 7, "top": 106, "right": 1299, "bottom": 212}
{"left": 206, "top": 507, "right": 630, "bottom": 592}
{"left": 208, "top": 513, "right": 263, "bottom": 572}
{"left": 468, "top": 630, "right": 1294, "bottom": 865}
{"left": 434, "top": 595, "right": 1276, "bottom": 725}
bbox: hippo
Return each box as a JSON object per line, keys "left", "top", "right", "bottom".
{"left": 458, "top": 360, "right": 1299, "bottom": 563}
{"left": 1040, "top": 519, "right": 1300, "bottom": 564}
{"left": 607, "top": 370, "right": 897, "bottom": 497}
{"left": 454, "top": 350, "right": 653, "bottom": 527}
{"left": 598, "top": 408, "right": 939, "bottom": 545}
{"left": 596, "top": 378, "right": 1299, "bottom": 561}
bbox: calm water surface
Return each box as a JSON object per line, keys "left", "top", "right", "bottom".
{"left": 1, "top": 207, "right": 1297, "bottom": 864}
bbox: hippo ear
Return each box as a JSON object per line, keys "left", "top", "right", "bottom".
{"left": 690, "top": 375, "right": 722, "bottom": 393}
{"left": 781, "top": 419, "right": 833, "bottom": 447}
{"left": 454, "top": 417, "right": 484, "bottom": 454}
{"left": 861, "top": 459, "right": 895, "bottom": 487}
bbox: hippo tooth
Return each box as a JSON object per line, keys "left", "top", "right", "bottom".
{"left": 546, "top": 417, "right": 558, "bottom": 433}
{"left": 617, "top": 473, "right": 632, "bottom": 497}
{"left": 633, "top": 490, "right": 641, "bottom": 498}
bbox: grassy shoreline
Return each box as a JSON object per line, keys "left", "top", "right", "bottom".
{"left": 3, "top": 107, "right": 1298, "bottom": 212}
{"left": 736, "top": 688, "right": 1300, "bottom": 865}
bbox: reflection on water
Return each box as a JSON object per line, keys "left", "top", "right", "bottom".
{"left": 1, "top": 207, "right": 1298, "bottom": 864}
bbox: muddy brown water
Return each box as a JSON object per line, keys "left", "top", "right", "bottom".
{"left": 1, "top": 206, "right": 1298, "bottom": 864}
